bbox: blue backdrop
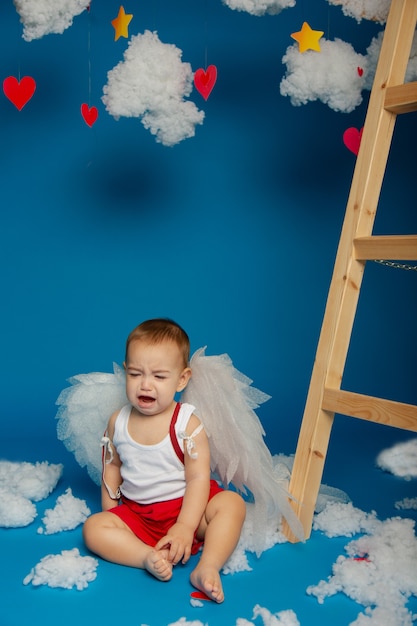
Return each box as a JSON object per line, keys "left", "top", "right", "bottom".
{"left": 1, "top": 0, "right": 416, "bottom": 460}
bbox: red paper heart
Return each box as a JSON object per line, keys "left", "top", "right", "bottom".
{"left": 343, "top": 127, "right": 363, "bottom": 155}
{"left": 357, "top": 66, "right": 364, "bottom": 77}
{"left": 190, "top": 591, "right": 213, "bottom": 601}
{"left": 3, "top": 76, "right": 36, "bottom": 111}
{"left": 194, "top": 65, "right": 217, "bottom": 101}
{"left": 81, "top": 103, "right": 98, "bottom": 127}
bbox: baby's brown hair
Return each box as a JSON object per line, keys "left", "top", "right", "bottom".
{"left": 125, "top": 318, "right": 190, "bottom": 369}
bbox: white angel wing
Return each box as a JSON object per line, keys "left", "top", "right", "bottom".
{"left": 182, "top": 347, "right": 304, "bottom": 553}
{"left": 55, "top": 363, "right": 127, "bottom": 485}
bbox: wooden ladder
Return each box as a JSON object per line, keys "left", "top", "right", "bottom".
{"left": 283, "top": 0, "right": 417, "bottom": 543}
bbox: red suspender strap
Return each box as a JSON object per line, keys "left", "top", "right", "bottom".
{"left": 170, "top": 402, "right": 184, "bottom": 464}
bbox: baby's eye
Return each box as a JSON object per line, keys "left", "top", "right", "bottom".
{"left": 155, "top": 375, "right": 166, "bottom": 380}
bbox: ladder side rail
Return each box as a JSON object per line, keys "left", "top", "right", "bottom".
{"left": 328, "top": 0, "right": 417, "bottom": 389}
{"left": 283, "top": 0, "right": 417, "bottom": 542}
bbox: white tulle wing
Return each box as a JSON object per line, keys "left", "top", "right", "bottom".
{"left": 182, "top": 347, "right": 305, "bottom": 553}
{"left": 55, "top": 363, "right": 127, "bottom": 485}
{"left": 55, "top": 350, "right": 305, "bottom": 553}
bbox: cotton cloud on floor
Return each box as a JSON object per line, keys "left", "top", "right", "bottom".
{"left": 376, "top": 438, "right": 417, "bottom": 481}
{"left": 0, "top": 460, "right": 62, "bottom": 527}
{"left": 308, "top": 512, "right": 417, "bottom": 626}
{"left": 13, "top": 0, "right": 90, "bottom": 41}
{"left": 306, "top": 440, "right": 417, "bottom": 624}
{"left": 2, "top": 436, "right": 417, "bottom": 610}
{"left": 0, "top": 460, "right": 95, "bottom": 590}
{"left": 222, "top": 0, "right": 295, "bottom": 16}
{"left": 102, "top": 31, "right": 205, "bottom": 147}
{"left": 23, "top": 548, "right": 98, "bottom": 590}
{"left": 236, "top": 605, "right": 300, "bottom": 625}
{"left": 313, "top": 501, "right": 380, "bottom": 538}
{"left": 166, "top": 606, "right": 300, "bottom": 625}
{"left": 37, "top": 487, "right": 90, "bottom": 534}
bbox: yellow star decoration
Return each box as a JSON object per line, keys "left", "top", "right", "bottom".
{"left": 111, "top": 6, "right": 133, "bottom": 41}
{"left": 291, "top": 22, "right": 324, "bottom": 53}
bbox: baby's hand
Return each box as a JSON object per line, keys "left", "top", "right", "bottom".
{"left": 155, "top": 522, "right": 195, "bottom": 565}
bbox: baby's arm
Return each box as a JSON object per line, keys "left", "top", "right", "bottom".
{"left": 155, "top": 414, "right": 211, "bottom": 565}
{"left": 101, "top": 411, "right": 122, "bottom": 511}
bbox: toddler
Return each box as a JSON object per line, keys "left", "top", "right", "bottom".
{"left": 83, "top": 318, "right": 246, "bottom": 603}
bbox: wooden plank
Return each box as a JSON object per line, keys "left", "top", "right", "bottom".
{"left": 354, "top": 235, "right": 417, "bottom": 260}
{"left": 323, "top": 388, "right": 417, "bottom": 432}
{"left": 385, "top": 82, "right": 417, "bottom": 113}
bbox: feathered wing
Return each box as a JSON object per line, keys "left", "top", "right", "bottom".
{"left": 182, "top": 347, "right": 305, "bottom": 554}
{"left": 55, "top": 363, "right": 127, "bottom": 485}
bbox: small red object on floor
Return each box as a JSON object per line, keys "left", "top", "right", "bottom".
{"left": 191, "top": 590, "right": 213, "bottom": 601}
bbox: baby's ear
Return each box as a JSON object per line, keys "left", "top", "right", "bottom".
{"left": 177, "top": 367, "right": 192, "bottom": 392}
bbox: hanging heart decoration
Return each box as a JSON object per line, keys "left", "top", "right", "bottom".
{"left": 343, "top": 127, "right": 363, "bottom": 155}
{"left": 81, "top": 103, "right": 98, "bottom": 127}
{"left": 194, "top": 65, "right": 217, "bottom": 100}
{"left": 3, "top": 76, "right": 36, "bottom": 111}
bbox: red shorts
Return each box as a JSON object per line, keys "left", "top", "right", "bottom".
{"left": 109, "top": 479, "right": 223, "bottom": 555}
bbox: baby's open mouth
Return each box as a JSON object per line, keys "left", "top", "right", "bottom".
{"left": 138, "top": 396, "right": 154, "bottom": 403}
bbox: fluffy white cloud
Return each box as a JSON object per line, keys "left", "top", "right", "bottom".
{"left": 102, "top": 30, "right": 205, "bottom": 147}
{"left": 236, "top": 605, "right": 300, "bottom": 625}
{"left": 23, "top": 548, "right": 98, "bottom": 590}
{"left": 0, "top": 461, "right": 91, "bottom": 533}
{"left": 13, "top": 0, "right": 90, "bottom": 41}
{"left": 280, "top": 38, "right": 367, "bottom": 113}
{"left": 376, "top": 438, "right": 417, "bottom": 481}
{"left": 0, "top": 460, "right": 62, "bottom": 503}
{"left": 222, "top": 0, "right": 294, "bottom": 16}
{"left": 0, "top": 490, "right": 37, "bottom": 528}
{"left": 308, "top": 517, "right": 417, "bottom": 625}
{"left": 326, "top": 0, "right": 391, "bottom": 24}
{"left": 313, "top": 501, "right": 380, "bottom": 538}
{"left": 37, "top": 488, "right": 91, "bottom": 534}
{"left": 280, "top": 28, "right": 417, "bottom": 114}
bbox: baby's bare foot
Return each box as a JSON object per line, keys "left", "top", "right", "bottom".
{"left": 144, "top": 549, "right": 173, "bottom": 582}
{"left": 190, "top": 564, "right": 224, "bottom": 603}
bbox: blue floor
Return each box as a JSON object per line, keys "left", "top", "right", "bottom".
{"left": 1, "top": 417, "right": 416, "bottom": 626}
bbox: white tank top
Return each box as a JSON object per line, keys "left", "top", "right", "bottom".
{"left": 113, "top": 402, "right": 196, "bottom": 504}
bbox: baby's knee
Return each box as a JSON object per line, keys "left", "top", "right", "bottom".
{"left": 82, "top": 512, "right": 105, "bottom": 547}
{"left": 217, "top": 490, "right": 246, "bottom": 521}
{"left": 230, "top": 491, "right": 246, "bottom": 522}
{"left": 82, "top": 513, "right": 96, "bottom": 545}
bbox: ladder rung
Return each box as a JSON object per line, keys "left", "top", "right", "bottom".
{"left": 322, "top": 388, "right": 417, "bottom": 432}
{"left": 385, "top": 81, "right": 417, "bottom": 113}
{"left": 354, "top": 235, "right": 417, "bottom": 260}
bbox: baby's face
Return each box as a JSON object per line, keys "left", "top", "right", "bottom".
{"left": 125, "top": 339, "right": 190, "bottom": 416}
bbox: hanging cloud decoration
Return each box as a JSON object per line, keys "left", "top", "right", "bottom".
{"left": 13, "top": 0, "right": 90, "bottom": 41}
{"left": 326, "top": 0, "right": 391, "bottom": 24}
{"left": 222, "top": 0, "right": 294, "bottom": 16}
{"left": 280, "top": 38, "right": 367, "bottom": 113}
{"left": 280, "top": 27, "right": 417, "bottom": 114}
{"left": 102, "top": 30, "right": 205, "bottom": 147}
